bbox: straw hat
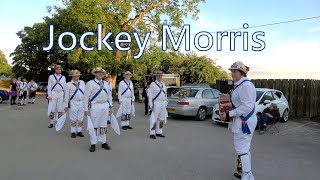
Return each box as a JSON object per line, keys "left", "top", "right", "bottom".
{"left": 91, "top": 67, "right": 106, "bottom": 75}
{"left": 228, "top": 61, "right": 250, "bottom": 74}
{"left": 123, "top": 71, "right": 133, "bottom": 77}
{"left": 69, "top": 70, "right": 81, "bottom": 76}
{"left": 54, "top": 65, "right": 62, "bottom": 70}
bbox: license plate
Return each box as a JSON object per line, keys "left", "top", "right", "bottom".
{"left": 167, "top": 108, "right": 176, "bottom": 113}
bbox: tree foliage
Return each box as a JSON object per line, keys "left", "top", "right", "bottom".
{"left": 0, "top": 50, "right": 12, "bottom": 76}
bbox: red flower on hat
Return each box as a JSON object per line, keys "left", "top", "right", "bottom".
{"left": 245, "top": 66, "right": 250, "bottom": 72}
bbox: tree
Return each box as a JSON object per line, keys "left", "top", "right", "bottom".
{"left": 50, "top": 0, "right": 206, "bottom": 87}
{"left": 0, "top": 50, "right": 12, "bottom": 76}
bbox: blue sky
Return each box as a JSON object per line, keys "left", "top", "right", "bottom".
{"left": 1, "top": 0, "right": 319, "bottom": 79}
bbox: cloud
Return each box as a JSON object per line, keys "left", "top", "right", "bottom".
{"left": 308, "top": 27, "right": 320, "bottom": 33}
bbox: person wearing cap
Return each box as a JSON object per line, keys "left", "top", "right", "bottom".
{"left": 28, "top": 79, "right": 38, "bottom": 104}
{"left": 84, "top": 67, "right": 113, "bottom": 152}
{"left": 18, "top": 78, "right": 29, "bottom": 106}
{"left": 219, "top": 61, "right": 257, "bottom": 180}
{"left": 64, "top": 70, "right": 86, "bottom": 138}
{"left": 259, "top": 103, "right": 279, "bottom": 135}
{"left": 148, "top": 71, "right": 168, "bottom": 139}
{"left": 47, "top": 65, "right": 67, "bottom": 128}
{"left": 117, "top": 71, "right": 135, "bottom": 130}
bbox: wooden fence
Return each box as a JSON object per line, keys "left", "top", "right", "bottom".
{"left": 216, "top": 79, "right": 320, "bottom": 119}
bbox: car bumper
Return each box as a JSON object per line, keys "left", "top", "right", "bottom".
{"left": 211, "top": 109, "right": 230, "bottom": 124}
{"left": 166, "top": 106, "right": 199, "bottom": 116}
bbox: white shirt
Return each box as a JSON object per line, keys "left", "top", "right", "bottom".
{"left": 16, "top": 80, "right": 22, "bottom": 90}
{"left": 47, "top": 73, "right": 66, "bottom": 97}
{"left": 118, "top": 79, "right": 135, "bottom": 102}
{"left": 65, "top": 80, "right": 86, "bottom": 108}
{"left": 28, "top": 82, "right": 38, "bottom": 92}
{"left": 229, "top": 77, "right": 257, "bottom": 133}
{"left": 20, "top": 82, "right": 28, "bottom": 91}
{"left": 148, "top": 80, "right": 167, "bottom": 108}
{"left": 84, "top": 78, "right": 113, "bottom": 111}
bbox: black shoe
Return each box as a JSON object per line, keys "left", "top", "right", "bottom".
{"left": 48, "top": 124, "right": 53, "bottom": 128}
{"left": 156, "top": 134, "right": 165, "bottom": 138}
{"left": 150, "top": 135, "right": 156, "bottom": 139}
{"left": 234, "top": 172, "right": 241, "bottom": 179}
{"left": 89, "top": 145, "right": 96, "bottom": 152}
{"left": 71, "top": 133, "right": 76, "bottom": 138}
{"left": 28, "top": 102, "right": 31, "bottom": 104}
{"left": 32, "top": 102, "right": 34, "bottom": 104}
{"left": 107, "top": 121, "right": 111, "bottom": 124}
{"left": 102, "top": 143, "right": 111, "bottom": 150}
{"left": 126, "top": 126, "right": 133, "bottom": 129}
{"left": 77, "top": 132, "right": 85, "bottom": 137}
{"left": 122, "top": 126, "right": 127, "bottom": 130}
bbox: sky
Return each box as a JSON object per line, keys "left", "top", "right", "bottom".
{"left": 0, "top": 0, "right": 319, "bottom": 79}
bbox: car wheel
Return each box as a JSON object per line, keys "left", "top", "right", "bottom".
{"left": 281, "top": 109, "right": 289, "bottom": 123}
{"left": 0, "top": 95, "right": 3, "bottom": 103}
{"left": 196, "top": 107, "right": 207, "bottom": 121}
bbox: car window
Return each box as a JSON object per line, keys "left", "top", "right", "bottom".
{"left": 273, "top": 91, "right": 282, "bottom": 99}
{"left": 202, "top": 89, "right": 215, "bottom": 99}
{"left": 259, "top": 91, "right": 275, "bottom": 104}
{"left": 172, "top": 89, "right": 199, "bottom": 98}
{"left": 211, "top": 89, "right": 221, "bottom": 98}
{"left": 256, "top": 91, "right": 264, "bottom": 102}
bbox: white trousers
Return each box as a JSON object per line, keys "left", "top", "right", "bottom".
{"left": 49, "top": 91, "right": 64, "bottom": 124}
{"left": 234, "top": 131, "right": 254, "bottom": 180}
{"left": 90, "top": 102, "right": 109, "bottom": 145}
{"left": 50, "top": 91, "right": 64, "bottom": 112}
{"left": 69, "top": 100, "right": 84, "bottom": 133}
{"left": 150, "top": 100, "right": 167, "bottom": 135}
{"left": 120, "top": 97, "right": 132, "bottom": 127}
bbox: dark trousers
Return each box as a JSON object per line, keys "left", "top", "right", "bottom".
{"left": 10, "top": 96, "right": 17, "bottom": 105}
{"left": 144, "top": 98, "right": 149, "bottom": 115}
{"left": 260, "top": 113, "right": 275, "bottom": 130}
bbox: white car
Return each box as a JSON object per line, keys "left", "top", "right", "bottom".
{"left": 212, "top": 88, "right": 289, "bottom": 123}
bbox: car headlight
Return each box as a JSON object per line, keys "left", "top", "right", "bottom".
{"left": 213, "top": 104, "right": 219, "bottom": 110}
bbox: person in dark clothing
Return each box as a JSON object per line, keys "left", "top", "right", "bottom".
{"left": 9, "top": 78, "right": 18, "bottom": 105}
{"left": 142, "top": 81, "right": 151, "bottom": 115}
{"left": 259, "top": 103, "right": 280, "bottom": 135}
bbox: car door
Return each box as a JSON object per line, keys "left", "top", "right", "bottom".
{"left": 272, "top": 91, "right": 285, "bottom": 116}
{"left": 202, "top": 89, "right": 216, "bottom": 115}
{"left": 257, "top": 91, "right": 275, "bottom": 113}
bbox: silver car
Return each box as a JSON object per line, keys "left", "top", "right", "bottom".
{"left": 166, "top": 87, "right": 222, "bottom": 121}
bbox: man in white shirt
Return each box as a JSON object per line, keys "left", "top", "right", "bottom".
{"left": 47, "top": 65, "right": 67, "bottom": 128}
{"left": 219, "top": 61, "right": 257, "bottom": 180}
{"left": 18, "top": 78, "right": 29, "bottom": 106}
{"left": 117, "top": 71, "right": 135, "bottom": 130}
{"left": 64, "top": 70, "right": 86, "bottom": 138}
{"left": 28, "top": 79, "right": 38, "bottom": 104}
{"left": 84, "top": 67, "right": 113, "bottom": 152}
{"left": 104, "top": 73, "right": 112, "bottom": 124}
{"left": 148, "top": 71, "right": 168, "bottom": 139}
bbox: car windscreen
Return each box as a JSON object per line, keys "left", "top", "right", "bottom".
{"left": 172, "top": 89, "right": 199, "bottom": 98}
{"left": 256, "top": 91, "right": 264, "bottom": 102}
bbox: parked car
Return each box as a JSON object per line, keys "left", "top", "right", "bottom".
{"left": 166, "top": 86, "right": 222, "bottom": 121}
{"left": 0, "top": 89, "right": 10, "bottom": 103}
{"left": 37, "top": 82, "right": 48, "bottom": 92}
{"left": 212, "top": 88, "right": 289, "bottom": 123}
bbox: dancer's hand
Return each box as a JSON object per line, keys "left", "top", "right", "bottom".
{"left": 64, "top": 107, "right": 68, "bottom": 112}
{"left": 85, "top": 111, "right": 90, "bottom": 116}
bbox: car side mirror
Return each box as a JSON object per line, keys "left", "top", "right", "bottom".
{"left": 263, "top": 100, "right": 271, "bottom": 105}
